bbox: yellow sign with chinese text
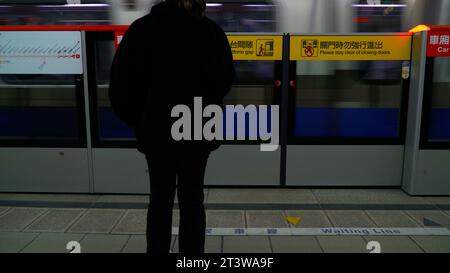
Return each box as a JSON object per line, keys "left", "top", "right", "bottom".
{"left": 290, "top": 35, "right": 411, "bottom": 61}
{"left": 227, "top": 35, "right": 283, "bottom": 61}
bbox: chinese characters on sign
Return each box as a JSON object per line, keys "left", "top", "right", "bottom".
{"left": 227, "top": 35, "right": 283, "bottom": 61}
{"left": 319, "top": 40, "right": 384, "bottom": 50}
{"left": 427, "top": 31, "right": 450, "bottom": 57}
{"left": 290, "top": 35, "right": 411, "bottom": 61}
{"left": 429, "top": 34, "right": 449, "bottom": 45}
{"left": 229, "top": 40, "right": 254, "bottom": 57}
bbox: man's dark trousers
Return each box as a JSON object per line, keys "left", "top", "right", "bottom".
{"left": 145, "top": 148, "right": 210, "bottom": 253}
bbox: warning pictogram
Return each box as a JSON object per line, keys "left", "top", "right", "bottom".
{"left": 301, "top": 39, "right": 318, "bottom": 57}
{"left": 256, "top": 39, "right": 274, "bottom": 57}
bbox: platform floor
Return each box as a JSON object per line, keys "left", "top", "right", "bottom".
{"left": 1, "top": 189, "right": 450, "bottom": 253}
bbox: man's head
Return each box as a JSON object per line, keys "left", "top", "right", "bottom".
{"left": 166, "top": 0, "right": 206, "bottom": 17}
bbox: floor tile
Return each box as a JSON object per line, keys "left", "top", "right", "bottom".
{"left": 79, "top": 234, "right": 130, "bottom": 253}
{"left": 0, "top": 207, "right": 10, "bottom": 216}
{"left": 363, "top": 236, "right": 423, "bottom": 253}
{"left": 112, "top": 210, "right": 146, "bottom": 234}
{"left": 171, "top": 235, "right": 176, "bottom": 252}
{"left": 405, "top": 211, "right": 450, "bottom": 228}
{"left": 0, "top": 207, "right": 47, "bottom": 231}
{"left": 410, "top": 236, "right": 450, "bottom": 253}
{"left": 246, "top": 211, "right": 289, "bottom": 228}
{"left": 0, "top": 231, "right": 39, "bottom": 253}
{"left": 122, "top": 235, "right": 146, "bottom": 253}
{"left": 204, "top": 236, "right": 222, "bottom": 253}
{"left": 173, "top": 210, "right": 179, "bottom": 227}
{"left": 207, "top": 189, "right": 317, "bottom": 204}
{"left": 270, "top": 236, "right": 322, "bottom": 253}
{"left": 284, "top": 211, "right": 332, "bottom": 228}
{"left": 326, "top": 210, "right": 377, "bottom": 227}
{"left": 21, "top": 233, "right": 85, "bottom": 253}
{"left": 312, "top": 189, "right": 428, "bottom": 204}
{"left": 223, "top": 236, "right": 271, "bottom": 253}
{"left": 172, "top": 236, "right": 222, "bottom": 253}
{"left": 207, "top": 211, "right": 245, "bottom": 228}
{"left": 316, "top": 236, "right": 367, "bottom": 253}
{"left": 68, "top": 209, "right": 125, "bottom": 233}
{"left": 365, "top": 211, "right": 420, "bottom": 227}
{"left": 25, "top": 209, "right": 85, "bottom": 232}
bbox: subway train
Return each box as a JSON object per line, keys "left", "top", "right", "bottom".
{"left": 0, "top": 0, "right": 449, "bottom": 32}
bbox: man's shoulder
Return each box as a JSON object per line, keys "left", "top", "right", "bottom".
{"left": 128, "top": 2, "right": 165, "bottom": 30}
{"left": 202, "top": 17, "right": 226, "bottom": 35}
{"left": 129, "top": 13, "right": 153, "bottom": 28}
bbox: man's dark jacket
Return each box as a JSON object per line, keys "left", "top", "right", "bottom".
{"left": 109, "top": 1, "right": 234, "bottom": 154}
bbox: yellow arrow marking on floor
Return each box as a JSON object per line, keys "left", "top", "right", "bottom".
{"left": 286, "top": 216, "right": 301, "bottom": 226}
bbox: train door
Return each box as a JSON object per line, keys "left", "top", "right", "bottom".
{"left": 0, "top": 30, "right": 90, "bottom": 192}
{"left": 285, "top": 33, "right": 411, "bottom": 186}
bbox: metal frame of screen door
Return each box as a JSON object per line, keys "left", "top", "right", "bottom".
{"left": 402, "top": 26, "right": 450, "bottom": 195}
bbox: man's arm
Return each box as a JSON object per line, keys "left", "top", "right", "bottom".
{"left": 210, "top": 25, "right": 235, "bottom": 101}
{"left": 108, "top": 20, "right": 147, "bottom": 128}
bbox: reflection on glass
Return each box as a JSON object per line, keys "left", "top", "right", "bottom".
{"left": 206, "top": 3, "right": 277, "bottom": 32}
{"left": 96, "top": 85, "right": 134, "bottom": 140}
{"left": 0, "top": 1, "right": 277, "bottom": 30}
{"left": 0, "top": 2, "right": 111, "bottom": 26}
{"left": 0, "top": 75, "right": 80, "bottom": 139}
{"left": 428, "top": 57, "right": 450, "bottom": 142}
{"left": 93, "top": 37, "right": 135, "bottom": 141}
{"left": 355, "top": 0, "right": 404, "bottom": 33}
{"left": 95, "top": 54, "right": 277, "bottom": 141}
{"left": 294, "top": 60, "right": 404, "bottom": 137}
{"left": 89, "top": 2, "right": 278, "bottom": 141}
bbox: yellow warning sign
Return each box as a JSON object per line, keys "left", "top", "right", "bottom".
{"left": 228, "top": 35, "right": 283, "bottom": 61}
{"left": 290, "top": 35, "right": 411, "bottom": 61}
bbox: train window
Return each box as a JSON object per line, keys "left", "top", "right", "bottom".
{"left": 0, "top": 75, "right": 85, "bottom": 144}
{"left": 207, "top": 1, "right": 278, "bottom": 114}
{"left": 206, "top": 2, "right": 277, "bottom": 32}
{"left": 224, "top": 61, "right": 276, "bottom": 105}
{"left": 290, "top": 60, "right": 407, "bottom": 141}
{"left": 426, "top": 57, "right": 450, "bottom": 142}
{"left": 87, "top": 33, "right": 135, "bottom": 144}
{"left": 88, "top": 38, "right": 280, "bottom": 145}
{"left": 206, "top": 2, "right": 279, "bottom": 142}
{"left": 85, "top": 1, "right": 279, "bottom": 146}
{"left": 0, "top": 0, "right": 111, "bottom": 25}
{"left": 354, "top": 0, "right": 405, "bottom": 33}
